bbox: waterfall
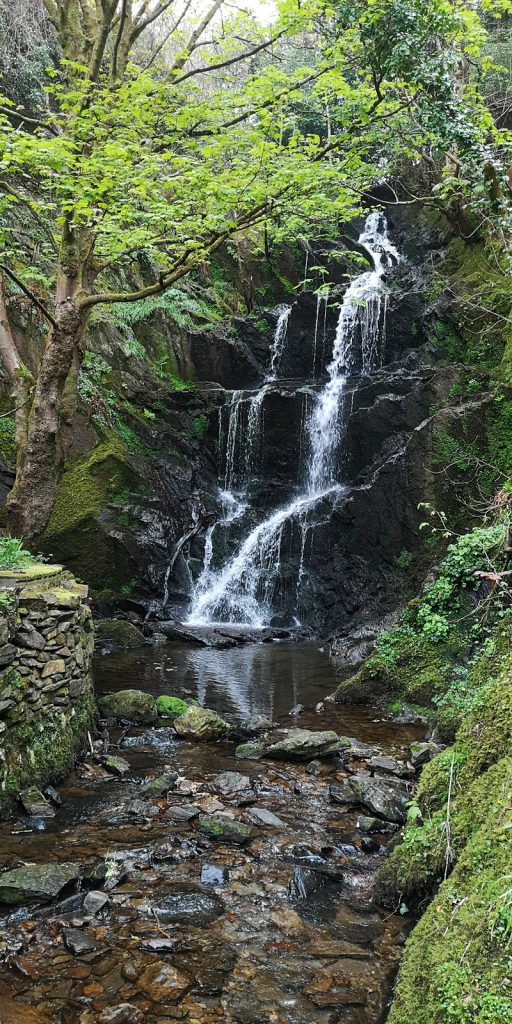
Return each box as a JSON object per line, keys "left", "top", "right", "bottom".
{"left": 186, "top": 212, "right": 400, "bottom": 627}
{"left": 306, "top": 214, "right": 399, "bottom": 494}
{"left": 267, "top": 304, "right": 292, "bottom": 381}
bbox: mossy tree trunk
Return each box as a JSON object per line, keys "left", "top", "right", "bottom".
{"left": 0, "top": 272, "right": 35, "bottom": 471}
{"left": 6, "top": 302, "right": 87, "bottom": 544}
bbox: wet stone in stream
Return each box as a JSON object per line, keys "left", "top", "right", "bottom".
{"left": 0, "top": 642, "right": 425, "bottom": 1024}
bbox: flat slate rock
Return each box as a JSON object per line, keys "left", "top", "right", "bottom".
{"left": 149, "top": 890, "right": 224, "bottom": 926}
{"left": 19, "top": 787, "right": 55, "bottom": 819}
{"left": 210, "top": 771, "right": 255, "bottom": 803}
{"left": 248, "top": 807, "right": 285, "bottom": 828}
{"left": 165, "top": 804, "right": 200, "bottom": 822}
{"left": 157, "top": 622, "right": 291, "bottom": 647}
{"left": 201, "top": 864, "right": 229, "bottom": 886}
{"left": 0, "top": 862, "right": 81, "bottom": 905}
{"left": 330, "top": 774, "right": 410, "bottom": 824}
{"left": 63, "top": 927, "right": 97, "bottom": 954}
{"left": 265, "top": 728, "right": 343, "bottom": 761}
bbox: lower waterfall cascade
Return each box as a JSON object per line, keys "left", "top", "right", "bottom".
{"left": 185, "top": 211, "right": 401, "bottom": 627}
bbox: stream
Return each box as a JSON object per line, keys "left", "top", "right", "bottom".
{"left": 0, "top": 640, "right": 425, "bottom": 1024}
{"left": 0, "top": 214, "right": 423, "bottom": 1023}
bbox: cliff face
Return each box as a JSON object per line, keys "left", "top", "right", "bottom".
{"left": 0, "top": 205, "right": 496, "bottom": 638}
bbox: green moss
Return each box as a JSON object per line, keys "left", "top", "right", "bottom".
{"left": 155, "top": 695, "right": 188, "bottom": 719}
{"left": 0, "top": 688, "right": 96, "bottom": 816}
{"left": 376, "top": 651, "right": 512, "bottom": 907}
{"left": 44, "top": 438, "right": 131, "bottom": 540}
{"left": 0, "top": 415, "right": 16, "bottom": 466}
{"left": 335, "top": 629, "right": 452, "bottom": 708}
{"left": 0, "top": 562, "right": 61, "bottom": 580}
{"left": 41, "top": 438, "right": 142, "bottom": 591}
{"left": 95, "top": 619, "right": 145, "bottom": 648}
{"left": 98, "top": 688, "right": 156, "bottom": 724}
{"left": 336, "top": 524, "right": 507, "bottom": 718}
{"left": 387, "top": 758, "right": 512, "bottom": 1024}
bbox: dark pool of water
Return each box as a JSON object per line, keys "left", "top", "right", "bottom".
{"left": 94, "top": 639, "right": 416, "bottom": 734}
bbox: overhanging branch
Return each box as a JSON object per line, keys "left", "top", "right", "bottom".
{"left": 0, "top": 264, "right": 57, "bottom": 329}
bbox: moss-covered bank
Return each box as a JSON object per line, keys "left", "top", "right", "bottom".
{"left": 379, "top": 651, "right": 512, "bottom": 1024}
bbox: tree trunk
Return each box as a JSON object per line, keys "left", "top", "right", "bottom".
{"left": 0, "top": 273, "right": 35, "bottom": 466}
{"left": 6, "top": 298, "right": 86, "bottom": 544}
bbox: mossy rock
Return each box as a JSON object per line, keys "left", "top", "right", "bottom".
{"left": 0, "top": 564, "right": 62, "bottom": 581}
{"left": 335, "top": 633, "right": 450, "bottom": 708}
{"left": 235, "top": 741, "right": 264, "bottom": 761}
{"left": 173, "top": 706, "right": 229, "bottom": 741}
{"left": 45, "top": 438, "right": 131, "bottom": 540}
{"left": 155, "top": 695, "right": 188, "bottom": 719}
{"left": 376, "top": 654, "right": 512, "bottom": 907}
{"left": 95, "top": 619, "right": 145, "bottom": 649}
{"left": 41, "top": 437, "right": 142, "bottom": 592}
{"left": 98, "top": 688, "right": 157, "bottom": 724}
{"left": 198, "top": 814, "right": 253, "bottom": 845}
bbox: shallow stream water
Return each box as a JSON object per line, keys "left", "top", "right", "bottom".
{"left": 0, "top": 641, "right": 424, "bottom": 1024}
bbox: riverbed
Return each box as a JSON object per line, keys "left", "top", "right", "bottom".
{"left": 0, "top": 641, "right": 424, "bottom": 1024}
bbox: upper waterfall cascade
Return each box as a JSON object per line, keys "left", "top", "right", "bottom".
{"left": 185, "top": 212, "right": 401, "bottom": 627}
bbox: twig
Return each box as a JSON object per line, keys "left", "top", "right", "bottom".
{"left": 444, "top": 756, "right": 455, "bottom": 880}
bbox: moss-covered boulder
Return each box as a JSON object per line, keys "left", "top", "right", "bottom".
{"left": 41, "top": 438, "right": 142, "bottom": 594}
{"left": 334, "top": 631, "right": 452, "bottom": 709}
{"left": 155, "top": 695, "right": 188, "bottom": 719}
{"left": 173, "top": 706, "right": 229, "bottom": 741}
{"left": 95, "top": 619, "right": 146, "bottom": 649}
{"left": 198, "top": 814, "right": 253, "bottom": 845}
{"left": 264, "top": 728, "right": 342, "bottom": 761}
{"left": 235, "top": 741, "right": 264, "bottom": 760}
{"left": 98, "top": 688, "right": 157, "bottom": 724}
{"left": 386, "top": 758, "right": 512, "bottom": 1024}
{"left": 376, "top": 639, "right": 512, "bottom": 1023}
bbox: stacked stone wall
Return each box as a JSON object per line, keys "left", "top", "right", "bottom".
{"left": 0, "top": 564, "right": 96, "bottom": 814}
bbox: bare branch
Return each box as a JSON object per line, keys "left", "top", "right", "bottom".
{"left": 0, "top": 264, "right": 57, "bottom": 328}
{"left": 169, "top": 0, "right": 224, "bottom": 75}
{"left": 0, "top": 105, "right": 59, "bottom": 137}
{"left": 173, "top": 27, "right": 287, "bottom": 85}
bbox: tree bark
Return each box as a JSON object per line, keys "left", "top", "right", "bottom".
{"left": 0, "top": 273, "right": 35, "bottom": 466}
{"left": 6, "top": 298, "right": 86, "bottom": 544}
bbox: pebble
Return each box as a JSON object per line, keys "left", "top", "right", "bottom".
{"left": 201, "top": 864, "right": 229, "bottom": 886}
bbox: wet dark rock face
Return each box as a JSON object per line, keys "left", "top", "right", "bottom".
{"left": 37, "top": 206, "right": 481, "bottom": 638}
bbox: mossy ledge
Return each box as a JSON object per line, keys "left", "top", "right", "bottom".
{"left": 373, "top": 626, "right": 512, "bottom": 1022}
{"left": 379, "top": 667, "right": 512, "bottom": 1023}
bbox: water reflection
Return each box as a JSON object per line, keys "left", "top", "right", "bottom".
{"left": 94, "top": 640, "right": 339, "bottom": 721}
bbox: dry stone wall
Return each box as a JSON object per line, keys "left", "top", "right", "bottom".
{"left": 0, "top": 564, "right": 96, "bottom": 815}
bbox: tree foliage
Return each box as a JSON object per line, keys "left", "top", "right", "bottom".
{"left": 0, "top": 0, "right": 507, "bottom": 541}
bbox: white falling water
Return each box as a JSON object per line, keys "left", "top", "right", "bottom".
{"left": 306, "top": 213, "right": 399, "bottom": 494}
{"left": 187, "top": 212, "right": 400, "bottom": 626}
{"left": 267, "top": 304, "right": 292, "bottom": 381}
{"left": 220, "top": 305, "right": 291, "bottom": 492}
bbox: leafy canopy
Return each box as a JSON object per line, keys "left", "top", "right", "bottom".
{"left": 0, "top": 0, "right": 498, "bottom": 309}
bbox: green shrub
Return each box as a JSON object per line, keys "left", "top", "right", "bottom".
{"left": 0, "top": 537, "right": 37, "bottom": 569}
